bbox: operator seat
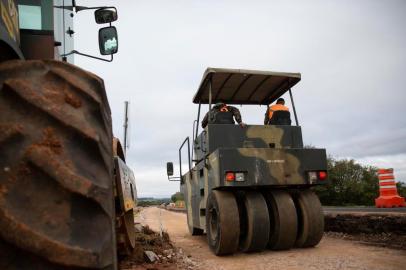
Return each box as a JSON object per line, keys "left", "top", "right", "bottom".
{"left": 269, "top": 110, "right": 291, "bottom": 125}
{"left": 211, "top": 111, "right": 235, "bottom": 125}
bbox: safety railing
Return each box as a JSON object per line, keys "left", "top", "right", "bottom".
{"left": 178, "top": 136, "right": 191, "bottom": 181}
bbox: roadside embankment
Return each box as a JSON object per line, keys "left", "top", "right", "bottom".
{"left": 324, "top": 212, "right": 406, "bottom": 249}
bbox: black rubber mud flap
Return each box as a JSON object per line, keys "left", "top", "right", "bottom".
{"left": 187, "top": 213, "right": 204, "bottom": 236}
{"left": 264, "top": 190, "right": 298, "bottom": 250}
{"left": 190, "top": 227, "right": 204, "bottom": 235}
{"left": 206, "top": 190, "right": 240, "bottom": 255}
{"left": 0, "top": 60, "right": 116, "bottom": 269}
{"left": 238, "top": 191, "right": 270, "bottom": 252}
{"left": 293, "top": 189, "right": 324, "bottom": 248}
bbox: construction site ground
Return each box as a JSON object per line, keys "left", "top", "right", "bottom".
{"left": 124, "top": 206, "right": 406, "bottom": 270}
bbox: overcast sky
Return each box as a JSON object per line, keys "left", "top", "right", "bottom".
{"left": 74, "top": 0, "right": 406, "bottom": 197}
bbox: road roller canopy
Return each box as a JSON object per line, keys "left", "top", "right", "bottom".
{"left": 192, "top": 68, "right": 301, "bottom": 105}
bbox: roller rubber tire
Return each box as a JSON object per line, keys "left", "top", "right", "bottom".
{"left": 206, "top": 190, "right": 240, "bottom": 255}
{"left": 0, "top": 60, "right": 116, "bottom": 269}
{"left": 238, "top": 191, "right": 270, "bottom": 252}
{"left": 294, "top": 189, "right": 324, "bottom": 248}
{"left": 264, "top": 190, "right": 298, "bottom": 250}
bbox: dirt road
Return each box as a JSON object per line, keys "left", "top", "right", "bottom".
{"left": 135, "top": 207, "right": 406, "bottom": 270}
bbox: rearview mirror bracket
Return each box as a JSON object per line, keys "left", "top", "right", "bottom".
{"left": 61, "top": 49, "right": 113, "bottom": 62}
{"left": 55, "top": 3, "right": 119, "bottom": 62}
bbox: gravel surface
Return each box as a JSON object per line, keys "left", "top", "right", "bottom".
{"left": 135, "top": 207, "right": 406, "bottom": 270}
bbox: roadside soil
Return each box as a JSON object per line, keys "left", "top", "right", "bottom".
{"left": 134, "top": 206, "right": 406, "bottom": 270}
{"left": 324, "top": 212, "right": 406, "bottom": 250}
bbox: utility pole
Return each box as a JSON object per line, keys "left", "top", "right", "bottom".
{"left": 123, "top": 101, "right": 129, "bottom": 156}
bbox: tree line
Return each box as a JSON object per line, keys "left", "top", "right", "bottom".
{"left": 314, "top": 157, "right": 406, "bottom": 206}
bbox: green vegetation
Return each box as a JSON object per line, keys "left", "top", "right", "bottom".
{"left": 171, "top": 192, "right": 184, "bottom": 203}
{"left": 314, "top": 157, "right": 405, "bottom": 206}
{"left": 398, "top": 182, "right": 406, "bottom": 198}
{"left": 314, "top": 157, "right": 378, "bottom": 206}
{"left": 137, "top": 197, "right": 171, "bottom": 207}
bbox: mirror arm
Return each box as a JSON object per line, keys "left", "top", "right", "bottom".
{"left": 76, "top": 6, "right": 118, "bottom": 13}
{"left": 54, "top": 5, "right": 74, "bottom": 11}
{"left": 167, "top": 176, "right": 181, "bottom": 182}
{"left": 77, "top": 6, "right": 116, "bottom": 12}
{"left": 61, "top": 50, "right": 114, "bottom": 62}
{"left": 54, "top": 5, "right": 118, "bottom": 16}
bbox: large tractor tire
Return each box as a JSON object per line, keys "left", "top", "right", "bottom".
{"left": 293, "top": 189, "right": 324, "bottom": 248}
{"left": 238, "top": 191, "right": 270, "bottom": 252}
{"left": 0, "top": 60, "right": 116, "bottom": 269}
{"left": 264, "top": 190, "right": 297, "bottom": 250}
{"left": 206, "top": 190, "right": 240, "bottom": 255}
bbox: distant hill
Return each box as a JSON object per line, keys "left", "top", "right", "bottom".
{"left": 137, "top": 197, "right": 171, "bottom": 206}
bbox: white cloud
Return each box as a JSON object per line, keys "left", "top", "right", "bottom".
{"left": 356, "top": 154, "right": 406, "bottom": 184}
{"left": 74, "top": 0, "right": 406, "bottom": 197}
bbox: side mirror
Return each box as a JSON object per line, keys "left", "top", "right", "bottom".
{"left": 167, "top": 162, "right": 174, "bottom": 176}
{"left": 95, "top": 8, "right": 118, "bottom": 24}
{"left": 99, "top": 26, "right": 118, "bottom": 55}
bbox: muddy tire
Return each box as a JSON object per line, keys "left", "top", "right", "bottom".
{"left": 264, "top": 190, "right": 297, "bottom": 250}
{"left": 293, "top": 189, "right": 324, "bottom": 248}
{"left": 206, "top": 190, "right": 240, "bottom": 255}
{"left": 0, "top": 60, "right": 116, "bottom": 269}
{"left": 238, "top": 191, "right": 270, "bottom": 252}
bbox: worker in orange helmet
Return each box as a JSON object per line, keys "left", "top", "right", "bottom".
{"left": 264, "top": 98, "right": 291, "bottom": 125}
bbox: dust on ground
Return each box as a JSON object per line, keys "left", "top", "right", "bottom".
{"left": 130, "top": 206, "right": 406, "bottom": 270}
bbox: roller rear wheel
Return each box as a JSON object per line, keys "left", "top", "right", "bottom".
{"left": 238, "top": 191, "right": 270, "bottom": 252}
{"left": 264, "top": 190, "right": 297, "bottom": 250}
{"left": 293, "top": 189, "right": 324, "bottom": 248}
{"left": 206, "top": 190, "right": 240, "bottom": 255}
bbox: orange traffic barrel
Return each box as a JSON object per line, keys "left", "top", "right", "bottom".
{"left": 375, "top": 168, "right": 405, "bottom": 208}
